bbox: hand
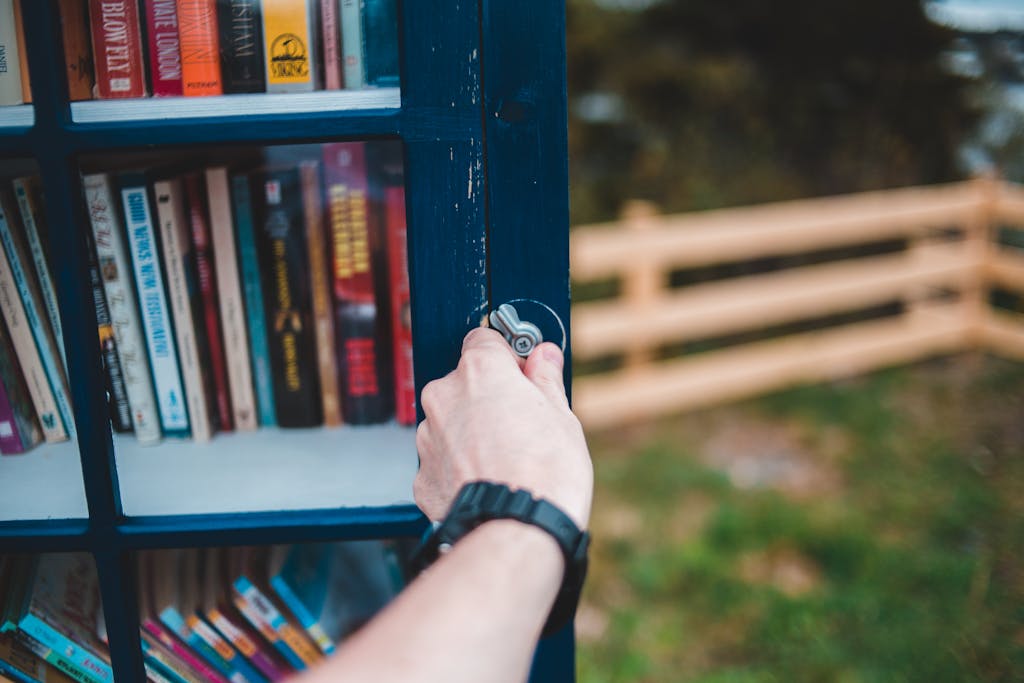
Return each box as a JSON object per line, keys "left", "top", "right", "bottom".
{"left": 414, "top": 328, "right": 593, "bottom": 529}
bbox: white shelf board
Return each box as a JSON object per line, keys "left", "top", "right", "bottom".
{"left": 115, "top": 424, "right": 417, "bottom": 517}
{"left": 71, "top": 88, "right": 401, "bottom": 123}
{"left": 0, "top": 105, "right": 34, "bottom": 128}
{"left": 0, "top": 440, "right": 89, "bottom": 521}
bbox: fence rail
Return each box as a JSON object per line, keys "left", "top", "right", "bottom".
{"left": 571, "top": 179, "right": 1024, "bottom": 429}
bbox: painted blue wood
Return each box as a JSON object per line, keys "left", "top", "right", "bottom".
{"left": 0, "top": 520, "right": 91, "bottom": 553}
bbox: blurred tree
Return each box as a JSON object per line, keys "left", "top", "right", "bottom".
{"left": 567, "top": 0, "right": 980, "bottom": 223}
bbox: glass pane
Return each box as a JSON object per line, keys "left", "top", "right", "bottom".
{"left": 0, "top": 160, "right": 86, "bottom": 521}
{"left": 61, "top": 0, "right": 401, "bottom": 121}
{"left": 78, "top": 141, "right": 416, "bottom": 516}
{"left": 0, "top": 553, "right": 109, "bottom": 682}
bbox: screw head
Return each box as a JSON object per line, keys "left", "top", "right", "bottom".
{"left": 513, "top": 336, "right": 535, "bottom": 355}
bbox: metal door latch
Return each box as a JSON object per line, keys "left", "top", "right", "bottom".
{"left": 489, "top": 303, "right": 543, "bottom": 357}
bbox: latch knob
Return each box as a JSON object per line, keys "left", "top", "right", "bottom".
{"left": 489, "top": 303, "right": 543, "bottom": 357}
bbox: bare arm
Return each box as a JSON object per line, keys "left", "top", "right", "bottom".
{"left": 299, "top": 328, "right": 593, "bottom": 683}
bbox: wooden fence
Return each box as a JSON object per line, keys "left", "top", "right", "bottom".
{"left": 571, "top": 179, "right": 1024, "bottom": 429}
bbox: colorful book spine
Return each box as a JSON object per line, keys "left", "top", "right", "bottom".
{"left": 320, "top": 0, "right": 341, "bottom": 90}
{"left": 119, "top": 174, "right": 190, "bottom": 436}
{"left": 184, "top": 173, "right": 233, "bottom": 432}
{"left": 187, "top": 615, "right": 268, "bottom": 683}
{"left": 216, "top": 0, "right": 265, "bottom": 94}
{"left": 322, "top": 142, "right": 390, "bottom": 424}
{"left": 385, "top": 185, "right": 414, "bottom": 425}
{"left": 0, "top": 0, "right": 25, "bottom": 105}
{"left": 13, "top": 633, "right": 102, "bottom": 683}
{"left": 157, "top": 611, "right": 235, "bottom": 683}
{"left": 232, "top": 578, "right": 320, "bottom": 670}
{"left": 261, "top": 0, "right": 317, "bottom": 93}
{"left": 142, "top": 619, "right": 226, "bottom": 683}
{"left": 361, "top": 0, "right": 399, "bottom": 87}
{"left": 177, "top": 0, "right": 223, "bottom": 96}
{"left": 16, "top": 617, "right": 110, "bottom": 683}
{"left": 0, "top": 196, "right": 73, "bottom": 440}
{"left": 12, "top": 178, "right": 66, "bottom": 375}
{"left": 58, "top": 0, "right": 96, "bottom": 101}
{"left": 0, "top": 317, "right": 41, "bottom": 454}
{"left": 83, "top": 173, "right": 162, "bottom": 444}
{"left": 266, "top": 575, "right": 332, "bottom": 656}
{"left": 230, "top": 174, "right": 276, "bottom": 427}
{"left": 11, "top": 0, "right": 29, "bottom": 103}
{"left": 154, "top": 179, "right": 213, "bottom": 442}
{"left": 301, "top": 161, "right": 341, "bottom": 427}
{"left": 205, "top": 607, "right": 286, "bottom": 682}
{"left": 251, "top": 168, "right": 321, "bottom": 427}
{"left": 339, "top": 0, "right": 364, "bottom": 90}
{"left": 88, "top": 0, "right": 147, "bottom": 98}
{"left": 143, "top": 0, "right": 184, "bottom": 96}
{"left": 139, "top": 634, "right": 198, "bottom": 683}
{"left": 206, "top": 167, "right": 257, "bottom": 431}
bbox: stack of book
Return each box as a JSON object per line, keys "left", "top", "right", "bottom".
{"left": 59, "top": 0, "right": 399, "bottom": 102}
{"left": 83, "top": 140, "right": 415, "bottom": 447}
{"left": 0, "top": 0, "right": 31, "bottom": 106}
{"left": 0, "top": 542, "right": 406, "bottom": 683}
{"left": 0, "top": 177, "right": 74, "bottom": 455}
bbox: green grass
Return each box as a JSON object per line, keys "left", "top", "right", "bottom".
{"left": 578, "top": 355, "right": 1024, "bottom": 682}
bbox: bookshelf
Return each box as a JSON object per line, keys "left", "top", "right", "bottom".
{"left": 0, "top": 1, "right": 574, "bottom": 681}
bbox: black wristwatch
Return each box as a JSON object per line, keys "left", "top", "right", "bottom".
{"left": 409, "top": 481, "right": 590, "bottom": 637}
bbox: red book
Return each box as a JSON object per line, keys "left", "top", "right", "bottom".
{"left": 184, "top": 173, "right": 233, "bottom": 432}
{"left": 385, "top": 185, "right": 414, "bottom": 425}
{"left": 88, "top": 0, "right": 147, "bottom": 98}
{"left": 143, "top": 0, "right": 184, "bottom": 96}
{"left": 321, "top": 0, "right": 342, "bottom": 90}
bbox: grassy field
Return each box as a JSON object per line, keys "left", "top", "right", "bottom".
{"left": 576, "top": 354, "right": 1024, "bottom": 682}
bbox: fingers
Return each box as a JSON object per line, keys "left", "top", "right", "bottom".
{"left": 523, "top": 342, "right": 569, "bottom": 409}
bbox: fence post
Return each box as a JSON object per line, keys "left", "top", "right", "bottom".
{"left": 620, "top": 200, "right": 662, "bottom": 373}
{"left": 963, "top": 175, "right": 998, "bottom": 347}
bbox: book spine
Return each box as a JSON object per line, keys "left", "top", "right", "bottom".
{"left": 339, "top": 0, "right": 364, "bottom": 89}
{"left": 0, "top": 198, "right": 73, "bottom": 441}
{"left": 322, "top": 142, "right": 390, "bottom": 424}
{"left": 0, "top": 318, "right": 41, "bottom": 453}
{"left": 119, "top": 175, "right": 190, "bottom": 436}
{"left": 58, "top": 0, "right": 96, "bottom": 101}
{"left": 83, "top": 174, "right": 162, "bottom": 444}
{"left": 267, "top": 576, "right": 333, "bottom": 656}
{"left": 385, "top": 185, "right": 414, "bottom": 425}
{"left": 187, "top": 616, "right": 268, "bottom": 683}
{"left": 261, "top": 0, "right": 317, "bottom": 93}
{"left": 11, "top": 0, "right": 29, "bottom": 103}
{"left": 176, "top": 0, "right": 223, "bottom": 96}
{"left": 361, "top": 0, "right": 398, "bottom": 87}
{"left": 0, "top": 363, "right": 24, "bottom": 454}
{"left": 0, "top": 0, "right": 24, "bottom": 105}
{"left": 251, "top": 168, "right": 321, "bottom": 427}
{"left": 142, "top": 619, "right": 225, "bottom": 683}
{"left": 206, "top": 168, "right": 257, "bottom": 431}
{"left": 230, "top": 174, "right": 276, "bottom": 427}
{"left": 139, "top": 638, "right": 192, "bottom": 683}
{"left": 87, "top": 0, "right": 147, "bottom": 98}
{"left": 13, "top": 633, "right": 101, "bottom": 683}
{"left": 143, "top": 0, "right": 184, "bottom": 96}
{"left": 301, "top": 161, "right": 341, "bottom": 426}
{"left": 12, "top": 179, "right": 66, "bottom": 375}
{"left": 320, "top": 0, "right": 341, "bottom": 90}
{"left": 206, "top": 608, "right": 286, "bottom": 682}
{"left": 17, "top": 616, "right": 111, "bottom": 683}
{"left": 184, "top": 173, "right": 233, "bottom": 432}
{"left": 232, "top": 579, "right": 320, "bottom": 669}
{"left": 229, "top": 595, "right": 303, "bottom": 672}
{"left": 154, "top": 179, "right": 212, "bottom": 442}
{"left": 217, "top": 0, "right": 265, "bottom": 94}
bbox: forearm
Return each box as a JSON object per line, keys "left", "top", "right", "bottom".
{"left": 300, "top": 520, "right": 564, "bottom": 683}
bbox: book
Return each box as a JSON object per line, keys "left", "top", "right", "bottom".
{"left": 143, "top": 0, "right": 184, "bottom": 97}
{"left": 58, "top": 0, "right": 96, "bottom": 102}
{"left": 361, "top": 0, "right": 399, "bottom": 88}
{"left": 0, "top": 632, "right": 75, "bottom": 683}
{"left": 339, "top": 0, "right": 363, "bottom": 90}
{"left": 0, "top": 191, "right": 72, "bottom": 442}
{"left": 0, "top": 0, "right": 25, "bottom": 105}
{"left": 322, "top": 143, "right": 391, "bottom": 424}
{"left": 300, "top": 161, "right": 341, "bottom": 427}
{"left": 139, "top": 632, "right": 205, "bottom": 683}
{"left": 177, "top": 0, "right": 223, "bottom": 96}
{"left": 250, "top": 167, "right": 321, "bottom": 428}
{"left": 385, "top": 184, "right": 414, "bottom": 425}
{"left": 216, "top": 0, "right": 265, "bottom": 94}
{"left": 84, "top": 228, "right": 133, "bottom": 433}
{"left": 11, "top": 0, "right": 29, "bottom": 104}
{"left": 229, "top": 173, "right": 276, "bottom": 427}
{"left": 88, "top": 0, "right": 147, "bottom": 98}
{"left": 206, "top": 167, "right": 257, "bottom": 431}
{"left": 119, "top": 174, "right": 190, "bottom": 437}
{"left": 83, "top": 173, "right": 162, "bottom": 444}
{"left": 320, "top": 0, "right": 341, "bottom": 90}
{"left": 153, "top": 179, "right": 213, "bottom": 442}
{"left": 0, "top": 317, "right": 42, "bottom": 454}
{"left": 261, "top": 0, "right": 317, "bottom": 93}
{"left": 11, "top": 178, "right": 66, "bottom": 376}
{"left": 183, "top": 173, "right": 232, "bottom": 432}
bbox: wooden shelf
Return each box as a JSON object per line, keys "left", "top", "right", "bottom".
{"left": 114, "top": 424, "right": 417, "bottom": 517}
{"left": 0, "top": 440, "right": 88, "bottom": 522}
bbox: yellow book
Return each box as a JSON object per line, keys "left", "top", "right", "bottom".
{"left": 261, "top": 0, "right": 317, "bottom": 93}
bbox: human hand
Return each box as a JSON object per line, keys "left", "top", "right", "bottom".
{"left": 414, "top": 328, "right": 593, "bottom": 529}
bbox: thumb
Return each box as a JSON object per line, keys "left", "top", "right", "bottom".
{"left": 523, "top": 342, "right": 569, "bottom": 408}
